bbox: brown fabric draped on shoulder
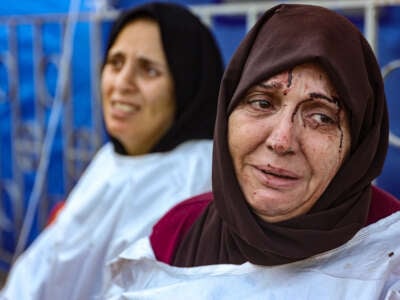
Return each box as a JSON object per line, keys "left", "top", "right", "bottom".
{"left": 172, "top": 4, "right": 388, "bottom": 266}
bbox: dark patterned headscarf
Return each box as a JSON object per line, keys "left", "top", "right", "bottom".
{"left": 173, "top": 4, "right": 388, "bottom": 266}
{"left": 103, "top": 2, "right": 223, "bottom": 154}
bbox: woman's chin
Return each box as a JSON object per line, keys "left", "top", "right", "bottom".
{"left": 246, "top": 188, "right": 310, "bottom": 222}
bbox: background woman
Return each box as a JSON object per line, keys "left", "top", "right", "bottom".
{"left": 104, "top": 4, "right": 400, "bottom": 299}
{"left": 1, "top": 2, "right": 223, "bottom": 299}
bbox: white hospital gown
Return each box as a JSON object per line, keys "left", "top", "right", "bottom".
{"left": 104, "top": 211, "right": 400, "bottom": 300}
{"left": 1, "top": 140, "right": 213, "bottom": 300}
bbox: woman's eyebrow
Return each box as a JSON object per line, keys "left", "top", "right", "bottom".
{"left": 258, "top": 81, "right": 284, "bottom": 90}
{"left": 107, "top": 49, "right": 123, "bottom": 58}
{"left": 137, "top": 55, "right": 155, "bottom": 64}
{"left": 136, "top": 55, "right": 170, "bottom": 73}
{"left": 309, "top": 92, "right": 339, "bottom": 105}
{"left": 136, "top": 55, "right": 164, "bottom": 67}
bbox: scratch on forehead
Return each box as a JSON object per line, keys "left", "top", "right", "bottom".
{"left": 259, "top": 71, "right": 288, "bottom": 89}
{"left": 287, "top": 69, "right": 293, "bottom": 88}
{"left": 258, "top": 70, "right": 293, "bottom": 94}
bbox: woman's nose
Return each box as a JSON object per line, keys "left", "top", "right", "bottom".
{"left": 265, "top": 114, "right": 297, "bottom": 155}
{"left": 114, "top": 65, "right": 137, "bottom": 92}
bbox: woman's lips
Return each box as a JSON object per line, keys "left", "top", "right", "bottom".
{"left": 110, "top": 100, "right": 139, "bottom": 118}
{"left": 253, "top": 164, "right": 300, "bottom": 189}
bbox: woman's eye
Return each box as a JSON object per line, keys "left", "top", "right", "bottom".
{"left": 106, "top": 57, "right": 123, "bottom": 70}
{"left": 248, "top": 99, "right": 272, "bottom": 110}
{"left": 311, "top": 113, "right": 337, "bottom": 125}
{"left": 138, "top": 63, "right": 161, "bottom": 78}
{"left": 145, "top": 66, "right": 160, "bottom": 77}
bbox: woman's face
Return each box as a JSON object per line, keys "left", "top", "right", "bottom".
{"left": 228, "top": 63, "right": 351, "bottom": 223}
{"left": 102, "top": 18, "right": 176, "bottom": 155}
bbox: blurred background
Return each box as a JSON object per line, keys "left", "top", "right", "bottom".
{"left": 0, "top": 0, "right": 399, "bottom": 279}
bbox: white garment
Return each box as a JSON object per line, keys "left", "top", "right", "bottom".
{"left": 1, "top": 140, "right": 213, "bottom": 300}
{"left": 104, "top": 211, "right": 400, "bottom": 300}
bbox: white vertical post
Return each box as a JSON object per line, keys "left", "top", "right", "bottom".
{"left": 364, "top": 1, "right": 378, "bottom": 55}
{"left": 246, "top": 7, "right": 258, "bottom": 32}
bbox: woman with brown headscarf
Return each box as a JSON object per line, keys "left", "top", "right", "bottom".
{"left": 104, "top": 4, "right": 400, "bottom": 299}
{"left": 1, "top": 2, "right": 223, "bottom": 300}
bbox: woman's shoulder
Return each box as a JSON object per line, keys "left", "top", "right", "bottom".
{"left": 81, "top": 142, "right": 116, "bottom": 171}
{"left": 367, "top": 185, "right": 400, "bottom": 225}
{"left": 150, "top": 192, "right": 213, "bottom": 264}
{"left": 173, "top": 140, "right": 213, "bottom": 156}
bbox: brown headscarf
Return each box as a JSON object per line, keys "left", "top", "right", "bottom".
{"left": 173, "top": 4, "right": 388, "bottom": 266}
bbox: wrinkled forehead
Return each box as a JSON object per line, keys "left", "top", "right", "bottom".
{"left": 226, "top": 5, "right": 359, "bottom": 114}
{"left": 262, "top": 63, "right": 338, "bottom": 94}
{"left": 236, "top": 62, "right": 340, "bottom": 108}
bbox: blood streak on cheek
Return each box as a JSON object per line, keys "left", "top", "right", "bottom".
{"left": 336, "top": 107, "right": 344, "bottom": 152}
{"left": 330, "top": 96, "right": 344, "bottom": 153}
{"left": 334, "top": 100, "right": 346, "bottom": 157}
